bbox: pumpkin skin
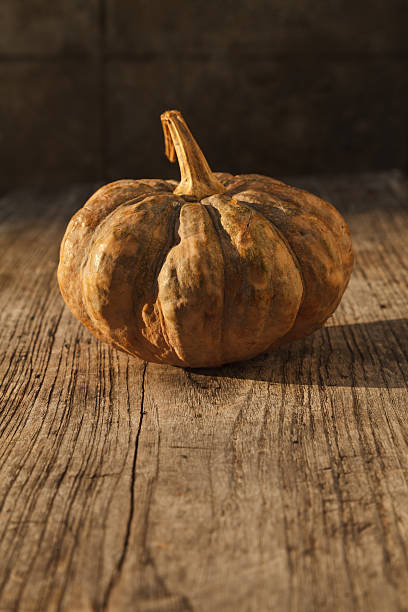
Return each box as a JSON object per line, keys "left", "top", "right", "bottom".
{"left": 58, "top": 111, "right": 353, "bottom": 368}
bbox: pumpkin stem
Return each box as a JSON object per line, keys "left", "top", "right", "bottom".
{"left": 161, "top": 110, "right": 225, "bottom": 200}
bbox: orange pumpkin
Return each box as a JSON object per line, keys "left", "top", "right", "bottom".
{"left": 58, "top": 110, "right": 353, "bottom": 367}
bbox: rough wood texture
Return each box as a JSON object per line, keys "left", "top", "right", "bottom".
{"left": 0, "top": 171, "right": 407, "bottom": 611}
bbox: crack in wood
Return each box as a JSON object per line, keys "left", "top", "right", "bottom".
{"left": 101, "top": 361, "right": 147, "bottom": 610}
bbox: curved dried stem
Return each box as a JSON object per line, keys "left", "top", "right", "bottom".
{"left": 161, "top": 110, "right": 225, "bottom": 200}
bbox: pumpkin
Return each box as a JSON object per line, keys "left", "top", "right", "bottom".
{"left": 58, "top": 110, "right": 353, "bottom": 368}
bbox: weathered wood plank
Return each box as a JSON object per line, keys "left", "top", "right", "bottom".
{"left": 0, "top": 173, "right": 407, "bottom": 611}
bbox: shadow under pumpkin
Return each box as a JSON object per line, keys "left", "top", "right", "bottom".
{"left": 185, "top": 318, "right": 408, "bottom": 389}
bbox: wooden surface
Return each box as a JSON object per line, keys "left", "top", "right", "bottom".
{"left": 0, "top": 172, "right": 407, "bottom": 612}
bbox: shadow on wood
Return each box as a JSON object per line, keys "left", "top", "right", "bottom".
{"left": 186, "top": 318, "right": 408, "bottom": 389}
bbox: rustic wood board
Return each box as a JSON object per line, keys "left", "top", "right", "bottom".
{"left": 0, "top": 172, "right": 407, "bottom": 612}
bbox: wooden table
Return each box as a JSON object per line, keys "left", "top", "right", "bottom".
{"left": 1, "top": 172, "right": 407, "bottom": 612}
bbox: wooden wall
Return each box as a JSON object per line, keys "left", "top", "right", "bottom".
{"left": 1, "top": 1, "right": 407, "bottom": 190}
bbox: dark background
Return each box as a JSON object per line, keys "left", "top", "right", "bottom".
{"left": 1, "top": 1, "right": 407, "bottom": 191}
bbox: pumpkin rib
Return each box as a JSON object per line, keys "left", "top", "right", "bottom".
{"left": 234, "top": 189, "right": 344, "bottom": 273}
{"left": 149, "top": 203, "right": 185, "bottom": 365}
{"left": 222, "top": 174, "right": 286, "bottom": 192}
{"left": 204, "top": 195, "right": 304, "bottom": 359}
{"left": 233, "top": 187, "right": 348, "bottom": 282}
{"left": 231, "top": 197, "right": 307, "bottom": 313}
{"left": 156, "top": 201, "right": 225, "bottom": 366}
{"left": 125, "top": 195, "right": 185, "bottom": 363}
{"left": 231, "top": 191, "right": 350, "bottom": 343}
{"left": 80, "top": 194, "right": 184, "bottom": 363}
{"left": 145, "top": 198, "right": 191, "bottom": 366}
{"left": 225, "top": 177, "right": 349, "bottom": 255}
{"left": 224, "top": 198, "right": 304, "bottom": 347}
{"left": 77, "top": 191, "right": 170, "bottom": 338}
{"left": 58, "top": 180, "right": 172, "bottom": 334}
{"left": 251, "top": 193, "right": 347, "bottom": 286}
{"left": 264, "top": 183, "right": 353, "bottom": 273}
{"left": 203, "top": 202, "right": 228, "bottom": 362}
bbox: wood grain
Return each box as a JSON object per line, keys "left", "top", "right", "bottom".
{"left": 0, "top": 172, "right": 407, "bottom": 611}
